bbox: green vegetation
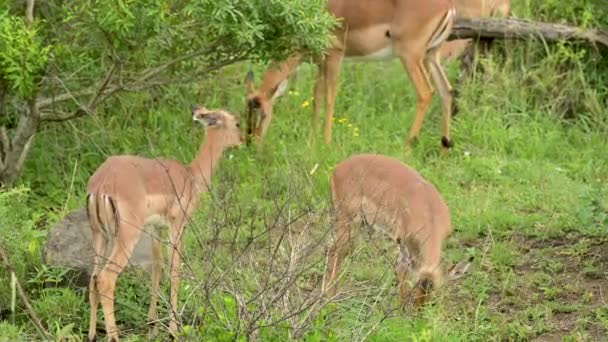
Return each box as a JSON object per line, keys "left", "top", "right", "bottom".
{"left": 1, "top": 0, "right": 607, "bottom": 340}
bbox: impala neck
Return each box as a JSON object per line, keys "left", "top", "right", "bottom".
{"left": 258, "top": 55, "right": 302, "bottom": 96}
{"left": 188, "top": 130, "right": 227, "bottom": 191}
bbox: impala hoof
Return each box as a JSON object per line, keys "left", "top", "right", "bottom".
{"left": 441, "top": 136, "right": 453, "bottom": 149}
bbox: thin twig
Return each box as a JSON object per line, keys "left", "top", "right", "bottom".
{"left": 0, "top": 242, "right": 51, "bottom": 340}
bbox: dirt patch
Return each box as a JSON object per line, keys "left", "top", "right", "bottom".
{"left": 466, "top": 232, "right": 608, "bottom": 340}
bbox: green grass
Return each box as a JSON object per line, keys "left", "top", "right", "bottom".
{"left": 3, "top": 8, "right": 608, "bottom": 341}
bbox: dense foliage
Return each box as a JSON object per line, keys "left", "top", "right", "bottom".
{"left": 0, "top": 0, "right": 334, "bottom": 186}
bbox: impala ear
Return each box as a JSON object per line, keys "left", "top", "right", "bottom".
{"left": 270, "top": 79, "right": 288, "bottom": 102}
{"left": 447, "top": 256, "right": 474, "bottom": 281}
{"left": 245, "top": 70, "right": 255, "bottom": 94}
{"left": 195, "top": 112, "right": 224, "bottom": 127}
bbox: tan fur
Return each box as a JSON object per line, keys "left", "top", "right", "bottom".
{"left": 86, "top": 108, "right": 242, "bottom": 341}
{"left": 324, "top": 154, "right": 465, "bottom": 308}
{"left": 245, "top": 0, "right": 457, "bottom": 151}
{"left": 440, "top": 0, "right": 511, "bottom": 60}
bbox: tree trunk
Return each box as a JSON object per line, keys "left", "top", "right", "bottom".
{"left": 0, "top": 99, "right": 40, "bottom": 188}
{"left": 449, "top": 17, "right": 608, "bottom": 50}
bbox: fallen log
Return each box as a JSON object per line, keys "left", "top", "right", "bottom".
{"left": 450, "top": 17, "right": 608, "bottom": 50}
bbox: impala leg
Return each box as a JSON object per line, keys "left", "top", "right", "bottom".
{"left": 426, "top": 48, "right": 454, "bottom": 152}
{"left": 395, "top": 239, "right": 413, "bottom": 307}
{"left": 323, "top": 50, "right": 344, "bottom": 145}
{"left": 323, "top": 213, "right": 353, "bottom": 298}
{"left": 168, "top": 221, "right": 185, "bottom": 338}
{"left": 312, "top": 62, "right": 325, "bottom": 133}
{"left": 87, "top": 215, "right": 105, "bottom": 341}
{"left": 147, "top": 237, "right": 163, "bottom": 338}
{"left": 98, "top": 215, "right": 143, "bottom": 342}
{"left": 399, "top": 53, "right": 434, "bottom": 148}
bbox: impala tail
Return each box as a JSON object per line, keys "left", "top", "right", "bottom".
{"left": 86, "top": 193, "right": 120, "bottom": 263}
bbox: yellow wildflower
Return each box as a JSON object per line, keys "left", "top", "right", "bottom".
{"left": 347, "top": 123, "right": 353, "bottom": 128}
{"left": 301, "top": 100, "right": 310, "bottom": 108}
{"left": 338, "top": 117, "right": 347, "bottom": 123}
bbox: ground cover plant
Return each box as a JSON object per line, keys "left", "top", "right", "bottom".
{"left": 1, "top": 0, "right": 607, "bottom": 340}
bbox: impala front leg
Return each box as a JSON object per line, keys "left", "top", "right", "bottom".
{"left": 399, "top": 51, "right": 433, "bottom": 149}
{"left": 323, "top": 50, "right": 344, "bottom": 145}
{"left": 312, "top": 62, "right": 325, "bottom": 133}
{"left": 426, "top": 48, "right": 454, "bottom": 152}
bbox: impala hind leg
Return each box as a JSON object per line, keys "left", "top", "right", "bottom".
{"left": 426, "top": 48, "right": 454, "bottom": 152}
{"left": 87, "top": 205, "right": 106, "bottom": 341}
{"left": 395, "top": 239, "right": 413, "bottom": 307}
{"left": 168, "top": 216, "right": 186, "bottom": 339}
{"left": 147, "top": 237, "right": 163, "bottom": 338}
{"left": 97, "top": 214, "right": 144, "bottom": 342}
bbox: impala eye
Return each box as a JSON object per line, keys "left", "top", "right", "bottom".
{"left": 236, "top": 123, "right": 240, "bottom": 128}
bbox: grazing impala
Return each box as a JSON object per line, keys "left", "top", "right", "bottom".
{"left": 323, "top": 154, "right": 472, "bottom": 307}
{"left": 245, "top": 0, "right": 457, "bottom": 151}
{"left": 440, "top": 0, "right": 511, "bottom": 60}
{"left": 86, "top": 107, "right": 243, "bottom": 341}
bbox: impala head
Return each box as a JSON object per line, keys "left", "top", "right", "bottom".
{"left": 408, "top": 256, "right": 474, "bottom": 309}
{"left": 192, "top": 105, "right": 244, "bottom": 147}
{"left": 244, "top": 71, "right": 288, "bottom": 144}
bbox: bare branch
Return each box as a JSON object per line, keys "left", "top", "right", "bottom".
{"left": 450, "top": 17, "right": 608, "bottom": 50}
{"left": 87, "top": 62, "right": 119, "bottom": 109}
{"left": 39, "top": 56, "right": 245, "bottom": 122}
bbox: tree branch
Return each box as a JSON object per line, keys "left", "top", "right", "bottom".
{"left": 39, "top": 55, "right": 245, "bottom": 122}
{"left": 450, "top": 17, "right": 608, "bottom": 50}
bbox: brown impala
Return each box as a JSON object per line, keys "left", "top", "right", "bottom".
{"left": 245, "top": 0, "right": 457, "bottom": 151}
{"left": 324, "top": 154, "right": 472, "bottom": 307}
{"left": 86, "top": 108, "right": 243, "bottom": 341}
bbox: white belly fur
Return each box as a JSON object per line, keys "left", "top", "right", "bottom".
{"left": 143, "top": 214, "right": 169, "bottom": 242}
{"left": 145, "top": 214, "right": 167, "bottom": 227}
{"left": 346, "top": 45, "right": 395, "bottom": 62}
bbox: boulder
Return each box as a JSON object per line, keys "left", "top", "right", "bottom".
{"left": 43, "top": 207, "right": 156, "bottom": 287}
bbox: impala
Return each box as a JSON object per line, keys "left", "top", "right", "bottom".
{"left": 323, "top": 154, "right": 472, "bottom": 307}
{"left": 245, "top": 0, "right": 457, "bottom": 151}
{"left": 440, "top": 0, "right": 511, "bottom": 60}
{"left": 86, "top": 107, "right": 243, "bottom": 341}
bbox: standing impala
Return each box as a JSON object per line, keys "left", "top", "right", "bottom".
{"left": 86, "top": 107, "right": 243, "bottom": 341}
{"left": 323, "top": 154, "right": 472, "bottom": 307}
{"left": 245, "top": 0, "right": 457, "bottom": 151}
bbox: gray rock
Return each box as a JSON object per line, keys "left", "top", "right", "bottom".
{"left": 43, "top": 207, "right": 157, "bottom": 287}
